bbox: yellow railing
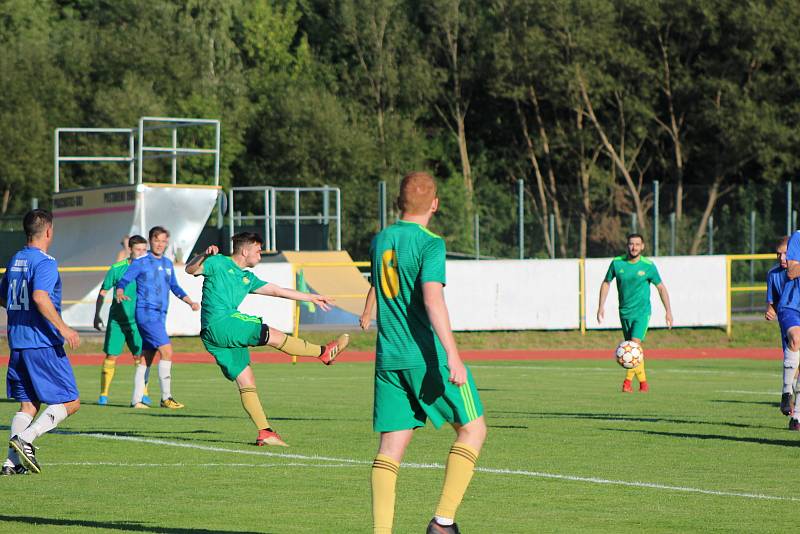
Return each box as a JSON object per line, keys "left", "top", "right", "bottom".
{"left": 725, "top": 253, "right": 774, "bottom": 337}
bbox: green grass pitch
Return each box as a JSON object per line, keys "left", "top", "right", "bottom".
{"left": 0, "top": 357, "right": 795, "bottom": 533}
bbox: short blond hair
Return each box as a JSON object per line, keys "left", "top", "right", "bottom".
{"left": 398, "top": 171, "right": 437, "bottom": 215}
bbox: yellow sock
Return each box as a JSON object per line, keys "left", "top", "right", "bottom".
{"left": 100, "top": 357, "right": 116, "bottom": 396}
{"left": 634, "top": 359, "right": 647, "bottom": 383}
{"left": 435, "top": 443, "right": 479, "bottom": 521}
{"left": 625, "top": 368, "right": 635, "bottom": 381}
{"left": 277, "top": 335, "right": 322, "bottom": 358}
{"left": 239, "top": 387, "right": 270, "bottom": 429}
{"left": 372, "top": 454, "right": 399, "bottom": 534}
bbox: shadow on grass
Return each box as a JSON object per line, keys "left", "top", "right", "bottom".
{"left": 605, "top": 427, "right": 800, "bottom": 448}
{"left": 0, "top": 515, "right": 269, "bottom": 534}
{"left": 488, "top": 424, "right": 528, "bottom": 429}
{"left": 710, "top": 399, "right": 778, "bottom": 408}
{"left": 128, "top": 413, "right": 237, "bottom": 420}
{"left": 490, "top": 410, "right": 771, "bottom": 430}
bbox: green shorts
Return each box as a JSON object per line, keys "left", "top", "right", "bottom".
{"left": 103, "top": 319, "right": 142, "bottom": 357}
{"left": 621, "top": 314, "right": 650, "bottom": 342}
{"left": 201, "top": 312, "right": 264, "bottom": 381}
{"left": 373, "top": 364, "right": 483, "bottom": 432}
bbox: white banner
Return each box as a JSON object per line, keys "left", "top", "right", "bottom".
{"left": 445, "top": 259, "right": 580, "bottom": 330}
{"left": 584, "top": 255, "right": 727, "bottom": 330}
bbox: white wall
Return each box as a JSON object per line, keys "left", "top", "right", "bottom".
{"left": 583, "top": 255, "right": 727, "bottom": 329}
{"left": 445, "top": 259, "right": 580, "bottom": 330}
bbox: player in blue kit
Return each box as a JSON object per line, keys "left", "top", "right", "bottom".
{"left": 0, "top": 209, "right": 81, "bottom": 475}
{"left": 116, "top": 226, "right": 199, "bottom": 409}
{"left": 765, "top": 237, "right": 796, "bottom": 420}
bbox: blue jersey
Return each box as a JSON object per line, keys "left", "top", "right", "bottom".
{"left": 767, "top": 265, "right": 788, "bottom": 305}
{"left": 0, "top": 246, "right": 64, "bottom": 349}
{"left": 116, "top": 253, "right": 187, "bottom": 314}
{"left": 780, "top": 232, "right": 800, "bottom": 312}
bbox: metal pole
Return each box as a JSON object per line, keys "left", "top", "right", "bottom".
{"left": 31, "top": 198, "right": 38, "bottom": 210}
{"left": 53, "top": 130, "right": 59, "bottom": 193}
{"left": 631, "top": 213, "right": 638, "bottom": 234}
{"left": 214, "top": 121, "right": 221, "bottom": 187}
{"left": 549, "top": 213, "right": 555, "bottom": 258}
{"left": 335, "top": 188, "right": 342, "bottom": 250}
{"left": 216, "top": 191, "right": 224, "bottom": 230}
{"left": 378, "top": 181, "right": 387, "bottom": 230}
{"left": 171, "top": 128, "right": 178, "bottom": 184}
{"left": 653, "top": 180, "right": 660, "bottom": 256}
{"left": 750, "top": 210, "right": 756, "bottom": 309}
{"left": 294, "top": 189, "right": 300, "bottom": 251}
{"left": 788, "top": 182, "right": 793, "bottom": 235}
{"left": 137, "top": 118, "right": 144, "bottom": 184}
{"left": 129, "top": 130, "right": 135, "bottom": 184}
{"left": 270, "top": 188, "right": 277, "bottom": 251}
{"left": 264, "top": 193, "right": 269, "bottom": 250}
{"left": 474, "top": 213, "right": 480, "bottom": 260}
{"left": 669, "top": 212, "right": 676, "bottom": 255}
{"left": 518, "top": 179, "right": 524, "bottom": 259}
{"left": 794, "top": 210, "right": 798, "bottom": 234}
{"left": 708, "top": 215, "right": 714, "bottom": 254}
{"left": 228, "top": 189, "right": 235, "bottom": 254}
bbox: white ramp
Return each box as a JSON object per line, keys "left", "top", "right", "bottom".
{"left": 54, "top": 183, "right": 219, "bottom": 328}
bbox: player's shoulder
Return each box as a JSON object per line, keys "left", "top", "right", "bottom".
{"left": 767, "top": 264, "right": 785, "bottom": 276}
{"left": 640, "top": 256, "right": 656, "bottom": 266}
{"left": 612, "top": 255, "right": 626, "bottom": 262}
{"left": 111, "top": 259, "right": 128, "bottom": 269}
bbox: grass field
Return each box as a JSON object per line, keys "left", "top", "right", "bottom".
{"left": 0, "top": 355, "right": 795, "bottom": 533}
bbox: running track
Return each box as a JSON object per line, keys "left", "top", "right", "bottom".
{"left": 0, "top": 347, "right": 780, "bottom": 366}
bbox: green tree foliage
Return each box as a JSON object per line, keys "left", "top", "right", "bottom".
{"left": 1, "top": 0, "right": 799, "bottom": 257}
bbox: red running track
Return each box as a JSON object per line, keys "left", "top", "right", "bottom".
{"left": 0, "top": 347, "right": 780, "bottom": 366}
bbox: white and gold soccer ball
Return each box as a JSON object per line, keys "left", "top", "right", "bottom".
{"left": 615, "top": 340, "right": 643, "bottom": 369}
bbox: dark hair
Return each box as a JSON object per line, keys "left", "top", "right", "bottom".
{"left": 232, "top": 232, "right": 263, "bottom": 253}
{"left": 23, "top": 209, "right": 53, "bottom": 239}
{"left": 128, "top": 235, "right": 147, "bottom": 247}
{"left": 149, "top": 226, "right": 169, "bottom": 240}
{"left": 626, "top": 233, "right": 644, "bottom": 243}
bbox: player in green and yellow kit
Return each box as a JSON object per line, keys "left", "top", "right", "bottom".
{"left": 597, "top": 233, "right": 673, "bottom": 393}
{"left": 92, "top": 235, "right": 150, "bottom": 406}
{"left": 360, "top": 171, "right": 487, "bottom": 534}
{"left": 185, "top": 232, "right": 349, "bottom": 447}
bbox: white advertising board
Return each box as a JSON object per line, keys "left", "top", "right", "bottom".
{"left": 445, "top": 259, "right": 580, "bottom": 330}
{"left": 583, "top": 255, "right": 727, "bottom": 330}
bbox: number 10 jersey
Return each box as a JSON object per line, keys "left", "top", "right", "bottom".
{"left": 369, "top": 220, "right": 448, "bottom": 371}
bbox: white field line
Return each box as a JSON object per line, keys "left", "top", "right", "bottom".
{"left": 64, "top": 431, "right": 799, "bottom": 503}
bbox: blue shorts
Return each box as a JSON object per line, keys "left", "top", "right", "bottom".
{"left": 779, "top": 309, "right": 800, "bottom": 338}
{"left": 136, "top": 310, "right": 170, "bottom": 350}
{"left": 6, "top": 346, "right": 80, "bottom": 404}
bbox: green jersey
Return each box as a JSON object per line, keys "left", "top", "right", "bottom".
{"left": 370, "top": 220, "right": 447, "bottom": 370}
{"left": 102, "top": 260, "right": 137, "bottom": 323}
{"left": 196, "top": 254, "right": 268, "bottom": 330}
{"left": 604, "top": 255, "right": 662, "bottom": 317}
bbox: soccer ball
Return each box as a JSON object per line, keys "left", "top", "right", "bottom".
{"left": 615, "top": 340, "right": 643, "bottom": 369}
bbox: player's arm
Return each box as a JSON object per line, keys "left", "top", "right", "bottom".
{"left": 115, "top": 259, "right": 140, "bottom": 302}
{"left": 422, "top": 281, "right": 466, "bottom": 386}
{"left": 360, "top": 286, "right": 376, "bottom": 330}
{"left": 656, "top": 282, "right": 673, "bottom": 328}
{"left": 185, "top": 245, "right": 219, "bottom": 275}
{"left": 788, "top": 260, "right": 800, "bottom": 280}
{"left": 167, "top": 264, "right": 199, "bottom": 310}
{"left": 597, "top": 281, "right": 611, "bottom": 323}
{"left": 253, "top": 283, "right": 335, "bottom": 311}
{"left": 32, "top": 290, "right": 80, "bottom": 349}
{"left": 94, "top": 289, "right": 107, "bottom": 331}
{"left": 0, "top": 275, "right": 6, "bottom": 309}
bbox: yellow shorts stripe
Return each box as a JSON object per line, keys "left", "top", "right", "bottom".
{"left": 459, "top": 384, "right": 478, "bottom": 421}
{"left": 231, "top": 312, "right": 261, "bottom": 324}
